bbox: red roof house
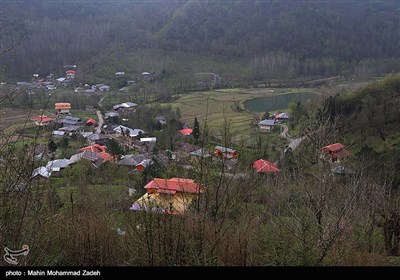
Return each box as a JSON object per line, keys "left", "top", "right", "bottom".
{"left": 78, "top": 144, "right": 107, "bottom": 153}
{"left": 97, "top": 151, "right": 114, "bottom": 162}
{"left": 86, "top": 118, "right": 97, "bottom": 125}
{"left": 131, "top": 178, "right": 204, "bottom": 214}
{"left": 179, "top": 128, "right": 193, "bottom": 136}
{"left": 144, "top": 178, "right": 202, "bottom": 194}
{"left": 274, "top": 112, "right": 289, "bottom": 120}
{"left": 213, "top": 146, "right": 238, "bottom": 159}
{"left": 66, "top": 70, "right": 75, "bottom": 79}
{"left": 135, "top": 159, "right": 153, "bottom": 171}
{"left": 78, "top": 144, "right": 115, "bottom": 162}
{"left": 55, "top": 102, "right": 71, "bottom": 114}
{"left": 31, "top": 115, "right": 55, "bottom": 126}
{"left": 253, "top": 159, "right": 280, "bottom": 173}
{"left": 320, "top": 143, "right": 350, "bottom": 161}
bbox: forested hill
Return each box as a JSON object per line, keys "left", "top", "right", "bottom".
{"left": 320, "top": 74, "right": 400, "bottom": 186}
{"left": 154, "top": 1, "right": 400, "bottom": 60}
{"left": 1, "top": 0, "right": 399, "bottom": 81}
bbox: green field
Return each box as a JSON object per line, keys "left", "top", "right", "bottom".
{"left": 166, "top": 87, "right": 316, "bottom": 141}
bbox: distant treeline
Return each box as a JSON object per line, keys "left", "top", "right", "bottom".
{"left": 1, "top": 0, "right": 399, "bottom": 81}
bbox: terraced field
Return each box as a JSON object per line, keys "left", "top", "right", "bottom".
{"left": 168, "top": 87, "right": 314, "bottom": 141}
{"left": 0, "top": 107, "right": 36, "bottom": 132}
{"left": 0, "top": 107, "right": 38, "bottom": 144}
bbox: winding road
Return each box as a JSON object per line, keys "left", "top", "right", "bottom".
{"left": 278, "top": 124, "right": 306, "bottom": 160}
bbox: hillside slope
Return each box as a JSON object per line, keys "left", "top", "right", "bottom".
{"left": 1, "top": 1, "right": 399, "bottom": 81}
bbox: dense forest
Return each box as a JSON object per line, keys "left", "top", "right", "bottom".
{"left": 1, "top": 0, "right": 399, "bottom": 81}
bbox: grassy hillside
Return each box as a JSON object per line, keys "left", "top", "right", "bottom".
{"left": 300, "top": 74, "right": 400, "bottom": 186}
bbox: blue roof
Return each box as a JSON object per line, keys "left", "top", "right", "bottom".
{"left": 259, "top": 119, "right": 275, "bottom": 126}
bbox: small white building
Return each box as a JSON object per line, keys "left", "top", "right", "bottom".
{"left": 115, "top": 71, "right": 125, "bottom": 78}
{"left": 140, "top": 137, "right": 157, "bottom": 143}
{"left": 112, "top": 102, "right": 137, "bottom": 111}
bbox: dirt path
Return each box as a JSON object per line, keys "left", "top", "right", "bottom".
{"left": 96, "top": 110, "right": 104, "bottom": 134}
{"left": 275, "top": 124, "right": 306, "bottom": 164}
{"left": 279, "top": 124, "right": 305, "bottom": 150}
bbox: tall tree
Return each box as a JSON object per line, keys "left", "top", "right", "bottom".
{"left": 192, "top": 116, "right": 201, "bottom": 144}
{"left": 106, "top": 138, "right": 123, "bottom": 159}
{"left": 48, "top": 139, "right": 57, "bottom": 154}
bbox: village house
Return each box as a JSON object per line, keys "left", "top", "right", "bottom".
{"left": 253, "top": 159, "right": 280, "bottom": 173}
{"left": 178, "top": 128, "right": 193, "bottom": 136}
{"left": 112, "top": 102, "right": 137, "bottom": 111}
{"left": 52, "top": 130, "right": 66, "bottom": 138}
{"left": 115, "top": 71, "right": 125, "bottom": 78}
{"left": 56, "top": 77, "right": 66, "bottom": 84}
{"left": 59, "top": 116, "right": 83, "bottom": 126}
{"left": 32, "top": 166, "right": 51, "bottom": 179}
{"left": 320, "top": 143, "right": 351, "bottom": 163}
{"left": 213, "top": 146, "right": 238, "bottom": 159}
{"left": 118, "top": 154, "right": 154, "bottom": 171}
{"left": 45, "top": 158, "right": 70, "bottom": 177}
{"left": 59, "top": 125, "right": 83, "bottom": 134}
{"left": 78, "top": 144, "right": 114, "bottom": 162}
{"left": 127, "top": 139, "right": 155, "bottom": 153}
{"left": 130, "top": 178, "right": 204, "bottom": 214}
{"left": 118, "top": 153, "right": 147, "bottom": 166}
{"left": 141, "top": 71, "right": 152, "bottom": 82}
{"left": 274, "top": 112, "right": 290, "bottom": 123}
{"left": 68, "top": 151, "right": 104, "bottom": 168}
{"left": 66, "top": 70, "right": 76, "bottom": 79}
{"left": 55, "top": 102, "right": 71, "bottom": 114}
{"left": 258, "top": 119, "right": 275, "bottom": 132}
{"left": 78, "top": 144, "right": 107, "bottom": 154}
{"left": 140, "top": 137, "right": 157, "bottom": 143}
{"left": 86, "top": 133, "right": 110, "bottom": 145}
{"left": 31, "top": 115, "right": 55, "bottom": 126}
{"left": 113, "top": 125, "right": 145, "bottom": 137}
{"left": 68, "top": 146, "right": 114, "bottom": 167}
{"left": 80, "top": 131, "right": 93, "bottom": 138}
{"left": 99, "top": 85, "right": 111, "bottom": 92}
{"left": 86, "top": 118, "right": 97, "bottom": 126}
{"left": 136, "top": 159, "right": 153, "bottom": 171}
{"left": 32, "top": 157, "right": 70, "bottom": 179}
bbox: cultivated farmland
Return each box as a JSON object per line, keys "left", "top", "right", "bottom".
{"left": 168, "top": 87, "right": 317, "bottom": 141}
